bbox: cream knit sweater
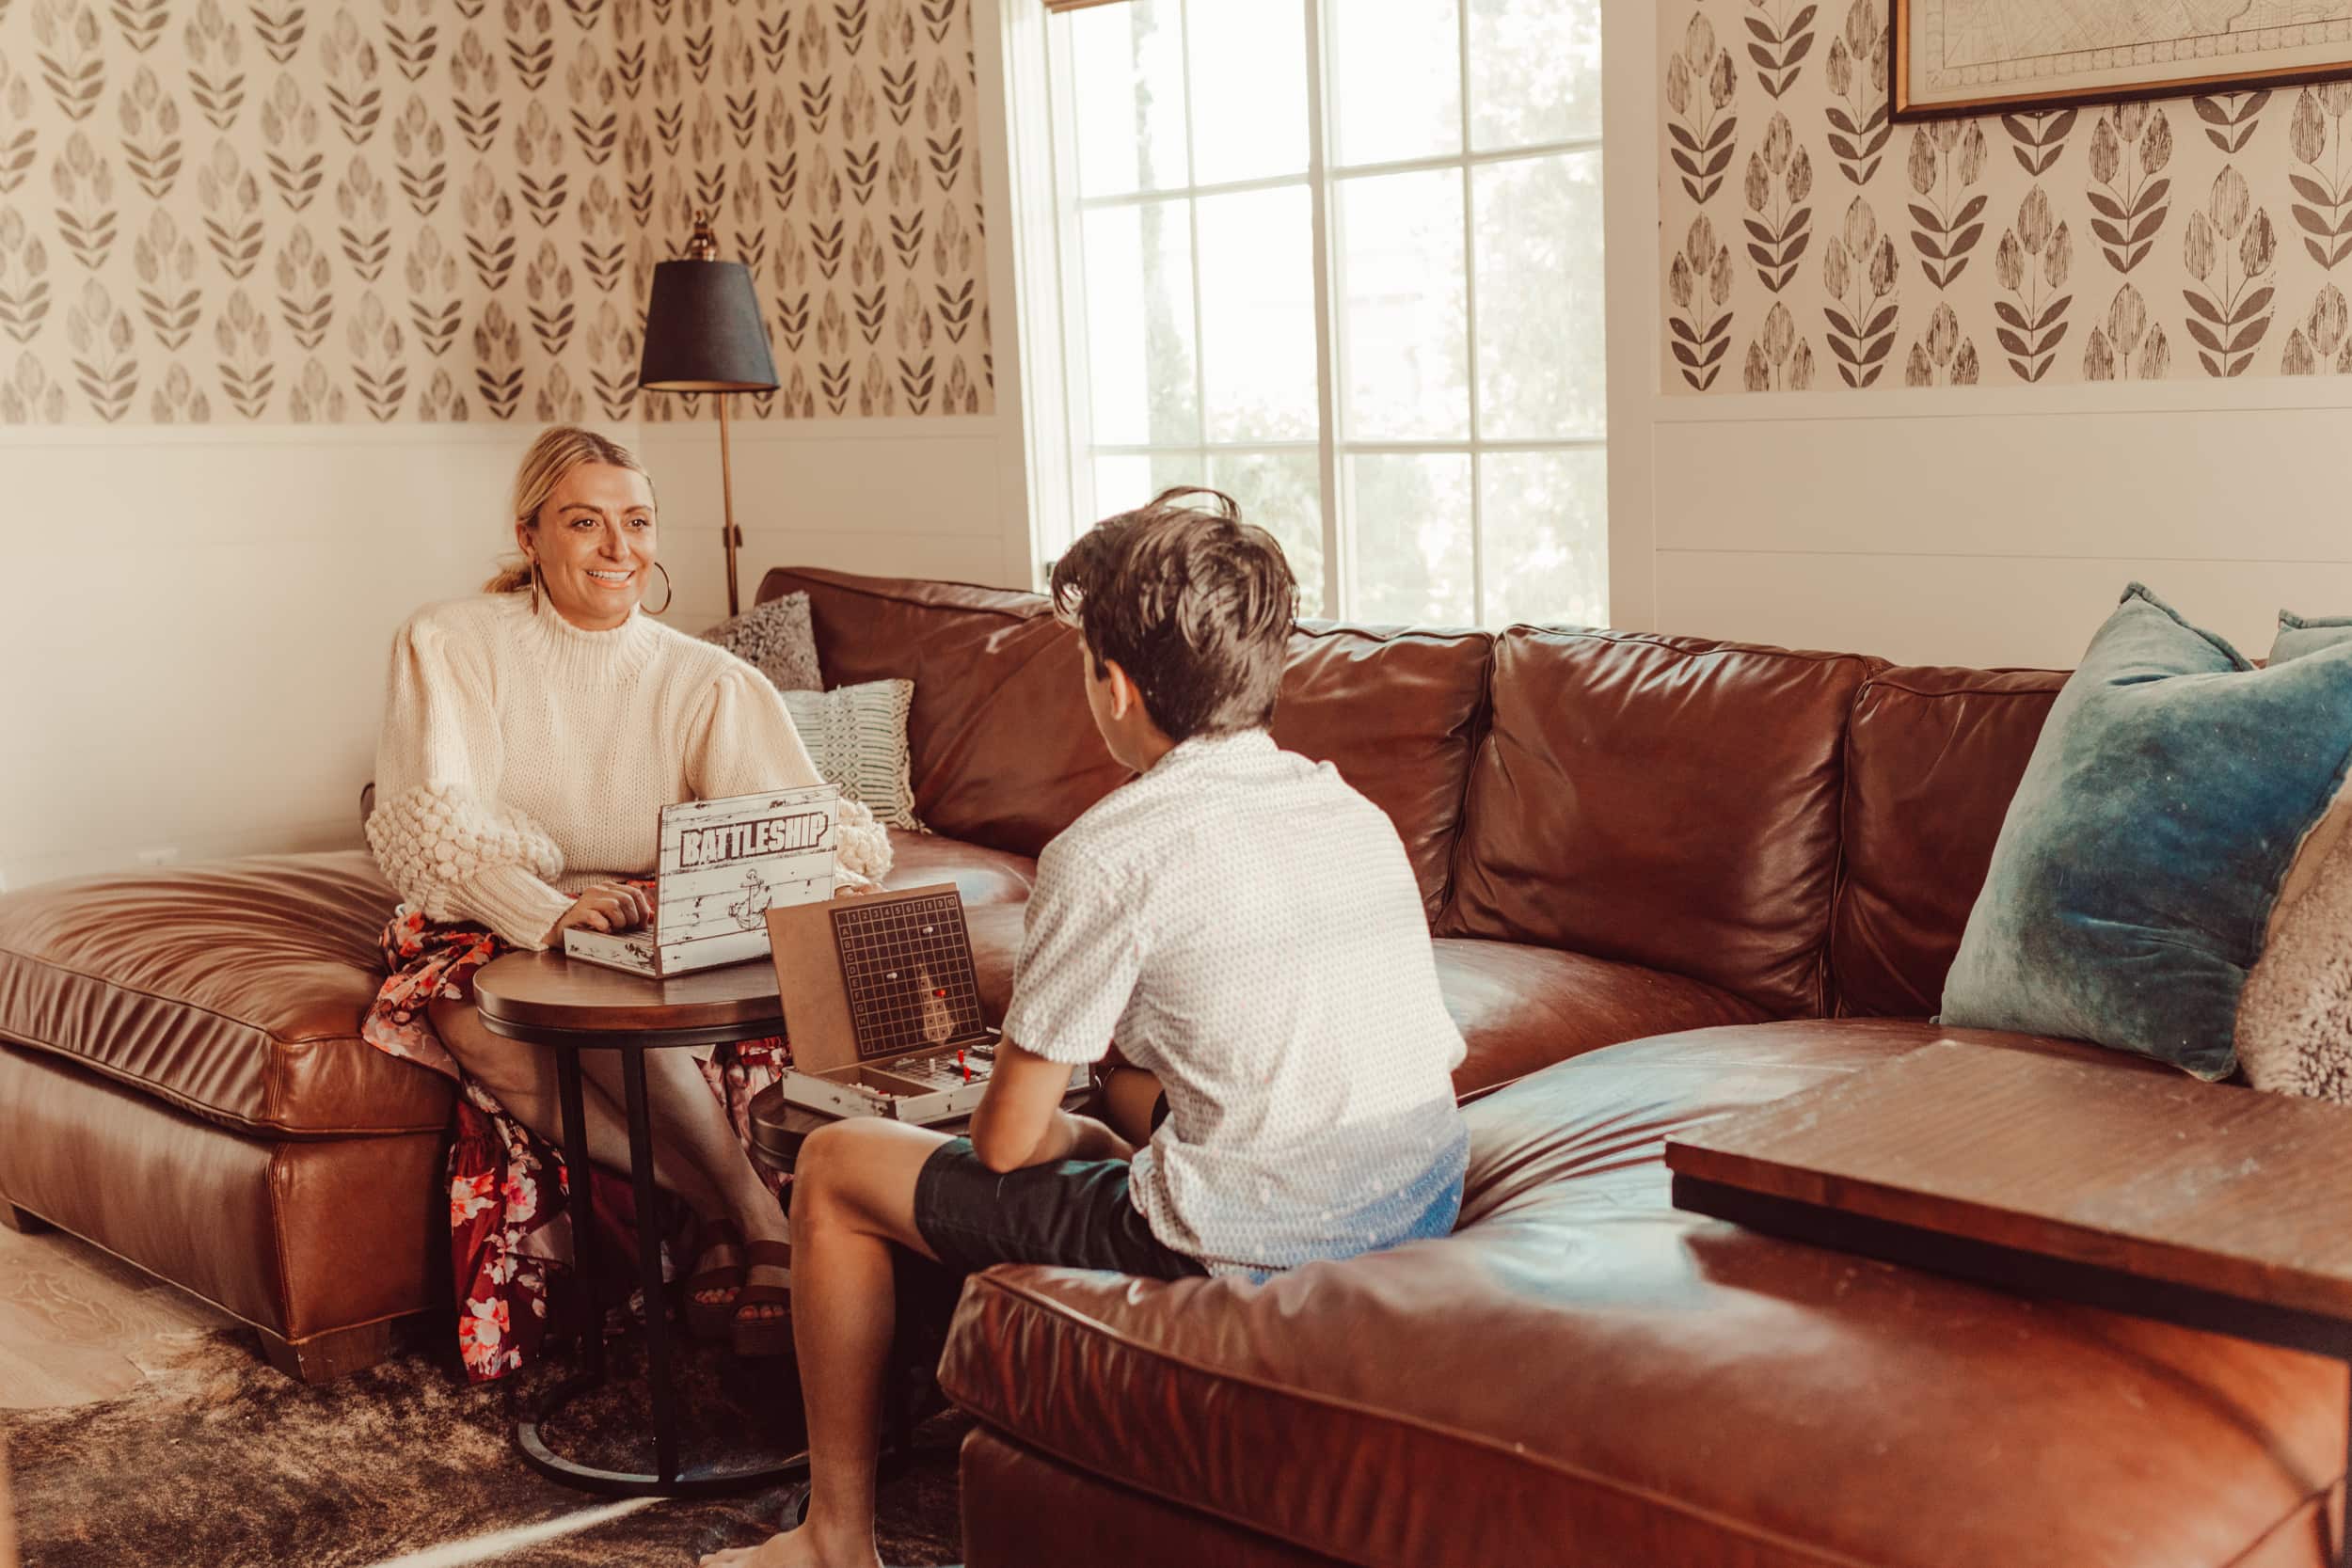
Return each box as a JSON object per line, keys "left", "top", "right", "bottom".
{"left": 367, "top": 592, "right": 892, "bottom": 949}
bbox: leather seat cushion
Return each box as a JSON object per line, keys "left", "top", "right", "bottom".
{"left": 1432, "top": 937, "right": 1764, "bottom": 1095}
{"left": 0, "top": 852, "right": 449, "bottom": 1136}
{"left": 959, "top": 907, "right": 1758, "bottom": 1098}
{"left": 940, "top": 1021, "right": 2343, "bottom": 1568}
{"left": 879, "top": 829, "right": 1036, "bottom": 907}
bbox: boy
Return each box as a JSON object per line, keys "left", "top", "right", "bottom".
{"left": 703, "top": 489, "right": 1469, "bottom": 1568}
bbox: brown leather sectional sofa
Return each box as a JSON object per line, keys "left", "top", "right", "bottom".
{"left": 0, "top": 567, "right": 2339, "bottom": 1564}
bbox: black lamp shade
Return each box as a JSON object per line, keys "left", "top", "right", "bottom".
{"left": 638, "top": 259, "right": 778, "bottom": 392}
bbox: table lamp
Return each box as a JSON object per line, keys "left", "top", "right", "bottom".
{"left": 638, "top": 210, "right": 779, "bottom": 618}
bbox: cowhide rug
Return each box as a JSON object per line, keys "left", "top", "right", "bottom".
{"left": 2, "top": 1321, "right": 966, "bottom": 1567}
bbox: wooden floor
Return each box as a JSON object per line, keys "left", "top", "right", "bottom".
{"left": 0, "top": 1220, "right": 237, "bottom": 1412}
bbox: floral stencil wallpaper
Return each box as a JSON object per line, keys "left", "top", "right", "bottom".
{"left": 1661, "top": 0, "right": 2352, "bottom": 392}
{"left": 0, "top": 0, "right": 991, "bottom": 424}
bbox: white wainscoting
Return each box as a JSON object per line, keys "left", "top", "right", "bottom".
{"left": 1600, "top": 0, "right": 2352, "bottom": 671}
{"left": 635, "top": 416, "right": 1030, "bottom": 634}
{"left": 3, "top": 414, "right": 1028, "bottom": 890}
{"left": 1649, "top": 388, "right": 2352, "bottom": 669}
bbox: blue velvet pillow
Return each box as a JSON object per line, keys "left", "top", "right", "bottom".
{"left": 1940, "top": 584, "right": 2352, "bottom": 1079}
{"left": 2273, "top": 610, "right": 2352, "bottom": 664}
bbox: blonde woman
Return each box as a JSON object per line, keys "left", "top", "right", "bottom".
{"left": 361, "top": 425, "right": 890, "bottom": 1376}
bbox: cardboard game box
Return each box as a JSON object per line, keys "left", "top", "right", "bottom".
{"left": 764, "top": 883, "right": 1085, "bottom": 1124}
{"left": 562, "top": 783, "right": 840, "bottom": 977}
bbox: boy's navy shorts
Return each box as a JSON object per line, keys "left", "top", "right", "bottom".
{"left": 912, "top": 1137, "right": 1208, "bottom": 1281}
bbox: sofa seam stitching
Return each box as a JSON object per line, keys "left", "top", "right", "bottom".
{"left": 0, "top": 940, "right": 374, "bottom": 1046}
{"left": 955, "top": 1274, "right": 1884, "bottom": 1568}
{"left": 2217, "top": 1481, "right": 2340, "bottom": 1568}
{"left": 0, "top": 1037, "right": 447, "bottom": 1138}
{"left": 1434, "top": 631, "right": 1496, "bottom": 930}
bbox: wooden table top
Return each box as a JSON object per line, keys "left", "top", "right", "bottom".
{"left": 1665, "top": 1040, "right": 2352, "bottom": 1322}
{"left": 474, "top": 949, "right": 785, "bottom": 1035}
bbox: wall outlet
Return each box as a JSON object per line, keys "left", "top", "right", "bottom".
{"left": 135, "top": 847, "right": 181, "bottom": 867}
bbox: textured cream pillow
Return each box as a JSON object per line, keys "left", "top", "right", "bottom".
{"left": 783, "top": 679, "right": 922, "bottom": 832}
{"left": 702, "top": 593, "right": 823, "bottom": 692}
{"left": 2237, "top": 811, "right": 2352, "bottom": 1102}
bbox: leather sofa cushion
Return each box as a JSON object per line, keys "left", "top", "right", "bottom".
{"left": 1431, "top": 937, "right": 1764, "bottom": 1095}
{"left": 764, "top": 568, "right": 1130, "bottom": 860}
{"left": 1271, "top": 624, "right": 1492, "bottom": 923}
{"left": 761, "top": 569, "right": 1491, "bottom": 917}
{"left": 1832, "top": 666, "right": 2064, "bottom": 1017}
{"left": 0, "top": 1043, "right": 443, "bottom": 1338}
{"left": 0, "top": 852, "right": 449, "bottom": 1137}
{"left": 1446, "top": 629, "right": 1880, "bottom": 1017}
{"left": 962, "top": 902, "right": 1765, "bottom": 1099}
{"left": 960, "top": 1429, "right": 1352, "bottom": 1568}
{"left": 940, "top": 1021, "right": 2342, "bottom": 1568}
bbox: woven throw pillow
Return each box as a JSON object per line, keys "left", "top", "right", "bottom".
{"left": 783, "top": 679, "right": 922, "bottom": 832}
{"left": 703, "top": 593, "right": 822, "bottom": 692}
{"left": 1940, "top": 583, "right": 2352, "bottom": 1080}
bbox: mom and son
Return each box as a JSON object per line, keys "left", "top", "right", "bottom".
{"left": 364, "top": 426, "right": 1468, "bottom": 1568}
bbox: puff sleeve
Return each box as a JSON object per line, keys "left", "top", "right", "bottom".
{"left": 365, "top": 608, "right": 575, "bottom": 948}
{"left": 686, "top": 662, "right": 896, "bottom": 889}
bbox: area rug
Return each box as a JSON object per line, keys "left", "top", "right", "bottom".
{"left": 2, "top": 1320, "right": 966, "bottom": 1567}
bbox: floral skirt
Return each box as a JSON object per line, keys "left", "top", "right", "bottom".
{"left": 364, "top": 899, "right": 790, "bottom": 1382}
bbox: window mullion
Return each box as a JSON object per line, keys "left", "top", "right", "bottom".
{"left": 1177, "top": 1, "right": 1208, "bottom": 463}
{"left": 1458, "top": 0, "right": 1485, "bottom": 626}
{"left": 1303, "top": 0, "right": 1343, "bottom": 619}
{"left": 1045, "top": 23, "right": 1096, "bottom": 558}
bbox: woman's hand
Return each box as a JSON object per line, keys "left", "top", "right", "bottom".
{"left": 547, "top": 881, "right": 654, "bottom": 944}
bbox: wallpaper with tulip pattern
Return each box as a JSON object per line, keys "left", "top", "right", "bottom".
{"left": 1661, "top": 0, "right": 2352, "bottom": 391}
{"left": 0, "top": 0, "right": 993, "bottom": 424}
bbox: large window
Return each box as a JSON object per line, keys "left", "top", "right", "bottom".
{"left": 1028, "top": 0, "right": 1605, "bottom": 626}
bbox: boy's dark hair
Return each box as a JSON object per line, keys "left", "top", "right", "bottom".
{"left": 1048, "top": 487, "right": 1298, "bottom": 742}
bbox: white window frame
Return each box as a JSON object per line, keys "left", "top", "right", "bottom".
{"left": 1001, "top": 0, "right": 1607, "bottom": 626}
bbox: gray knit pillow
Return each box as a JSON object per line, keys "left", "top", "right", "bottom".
{"left": 703, "top": 593, "right": 822, "bottom": 692}
{"left": 783, "top": 679, "right": 923, "bottom": 832}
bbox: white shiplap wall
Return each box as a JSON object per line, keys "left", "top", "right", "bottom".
{"left": 1601, "top": 0, "right": 2352, "bottom": 671}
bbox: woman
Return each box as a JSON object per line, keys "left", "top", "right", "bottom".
{"left": 362, "top": 425, "right": 889, "bottom": 1377}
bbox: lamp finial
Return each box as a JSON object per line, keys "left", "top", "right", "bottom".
{"left": 685, "top": 209, "right": 720, "bottom": 261}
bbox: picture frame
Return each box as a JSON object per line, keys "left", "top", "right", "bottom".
{"left": 1892, "top": 1, "right": 2352, "bottom": 122}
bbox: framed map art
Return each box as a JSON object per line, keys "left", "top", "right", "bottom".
{"left": 1894, "top": 2, "right": 2352, "bottom": 119}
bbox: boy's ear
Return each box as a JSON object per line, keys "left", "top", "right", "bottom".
{"left": 1102, "top": 657, "right": 1136, "bottom": 721}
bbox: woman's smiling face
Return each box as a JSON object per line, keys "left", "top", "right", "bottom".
{"left": 520, "top": 462, "right": 659, "bottom": 629}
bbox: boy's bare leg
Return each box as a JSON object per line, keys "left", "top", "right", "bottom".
{"left": 699, "top": 1117, "right": 949, "bottom": 1568}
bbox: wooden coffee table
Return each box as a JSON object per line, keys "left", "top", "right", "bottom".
{"left": 1666, "top": 1040, "right": 2352, "bottom": 1567}
{"left": 474, "top": 948, "right": 795, "bottom": 1498}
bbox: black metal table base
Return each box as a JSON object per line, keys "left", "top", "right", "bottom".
{"left": 1673, "top": 1174, "right": 2352, "bottom": 1568}
{"left": 501, "top": 1042, "right": 813, "bottom": 1498}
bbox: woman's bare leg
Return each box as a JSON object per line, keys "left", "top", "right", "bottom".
{"left": 574, "top": 1049, "right": 793, "bottom": 1318}
{"left": 429, "top": 997, "right": 724, "bottom": 1218}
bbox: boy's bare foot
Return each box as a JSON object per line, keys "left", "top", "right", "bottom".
{"left": 698, "top": 1523, "right": 881, "bottom": 1568}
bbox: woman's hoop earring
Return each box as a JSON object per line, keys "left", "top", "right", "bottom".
{"left": 528, "top": 561, "right": 543, "bottom": 615}
{"left": 648, "top": 561, "right": 675, "bottom": 615}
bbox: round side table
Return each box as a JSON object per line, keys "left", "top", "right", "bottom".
{"left": 475, "top": 948, "right": 802, "bottom": 1498}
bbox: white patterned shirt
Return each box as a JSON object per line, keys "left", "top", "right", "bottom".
{"left": 1001, "top": 729, "right": 1470, "bottom": 1275}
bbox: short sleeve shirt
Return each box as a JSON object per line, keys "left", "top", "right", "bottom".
{"left": 1001, "top": 730, "right": 1470, "bottom": 1275}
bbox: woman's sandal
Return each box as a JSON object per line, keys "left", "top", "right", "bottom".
{"left": 729, "top": 1240, "right": 794, "bottom": 1358}
{"left": 682, "top": 1223, "right": 746, "bottom": 1341}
